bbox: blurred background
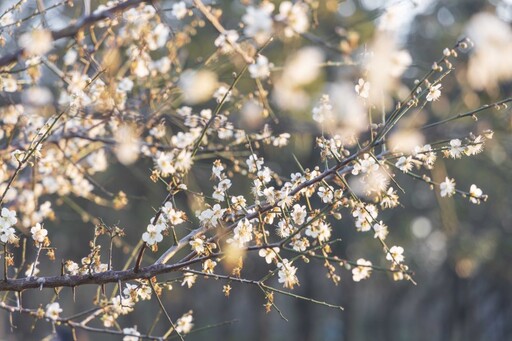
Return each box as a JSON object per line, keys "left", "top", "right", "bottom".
{"left": 1, "top": 0, "right": 512, "bottom": 340}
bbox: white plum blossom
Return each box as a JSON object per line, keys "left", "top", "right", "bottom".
{"left": 181, "top": 272, "right": 197, "bottom": 288}
{"left": 1, "top": 207, "right": 17, "bottom": 227}
{"left": 276, "top": 219, "right": 294, "bottom": 238}
{"left": 45, "top": 302, "right": 62, "bottom": 321}
{"left": 291, "top": 204, "right": 307, "bottom": 225}
{"left": 352, "top": 154, "right": 379, "bottom": 175}
{"left": 440, "top": 177, "right": 456, "bottom": 197}
{"left": 469, "top": 184, "right": 484, "bottom": 204}
{"left": 123, "top": 327, "right": 141, "bottom": 341}
{"left": 214, "top": 30, "right": 239, "bottom": 53}
{"left": 317, "top": 186, "right": 334, "bottom": 203}
{"left": 249, "top": 55, "right": 272, "bottom": 79}
{"left": 355, "top": 78, "right": 370, "bottom": 98}
{"left": 386, "top": 245, "right": 405, "bottom": 264}
{"left": 213, "top": 85, "right": 233, "bottom": 103}
{"left": 448, "top": 139, "right": 465, "bottom": 159}
{"left": 197, "top": 204, "right": 226, "bottom": 228}
{"left": 246, "top": 154, "right": 264, "bottom": 173}
{"left": 171, "top": 2, "right": 188, "bottom": 19}
{"left": 312, "top": 94, "right": 334, "bottom": 124}
{"left": 275, "top": 1, "right": 310, "bottom": 37}
{"left": 161, "top": 202, "right": 185, "bottom": 225}
{"left": 353, "top": 204, "right": 378, "bottom": 232}
{"left": 277, "top": 259, "right": 299, "bottom": 289}
{"left": 175, "top": 311, "right": 194, "bottom": 334}
{"left": 395, "top": 156, "right": 414, "bottom": 173}
{"left": 142, "top": 223, "right": 165, "bottom": 245}
{"left": 373, "top": 221, "right": 389, "bottom": 240}
{"left": 30, "top": 223, "right": 48, "bottom": 244}
{"left": 413, "top": 144, "right": 437, "bottom": 168}
{"left": 189, "top": 238, "right": 205, "bottom": 254}
{"left": 230, "top": 218, "right": 253, "bottom": 247}
{"left": 466, "top": 135, "right": 485, "bottom": 156}
{"left": 242, "top": 3, "right": 274, "bottom": 45}
{"left": 426, "top": 84, "right": 442, "bottom": 102}
{"left": 258, "top": 247, "right": 280, "bottom": 264}
{"left": 352, "top": 259, "right": 372, "bottom": 282}
{"left": 212, "top": 160, "right": 224, "bottom": 179}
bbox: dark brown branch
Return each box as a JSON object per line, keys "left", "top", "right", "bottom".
{"left": 0, "top": 256, "right": 207, "bottom": 292}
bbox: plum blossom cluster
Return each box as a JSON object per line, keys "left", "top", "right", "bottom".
{"left": 0, "top": 0, "right": 507, "bottom": 339}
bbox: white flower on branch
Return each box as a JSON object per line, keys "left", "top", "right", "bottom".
{"left": 386, "top": 246, "right": 405, "bottom": 264}
{"left": 249, "top": 55, "right": 272, "bottom": 79}
{"left": 171, "top": 2, "right": 188, "bottom": 20}
{"left": 448, "top": 139, "right": 465, "bottom": 159}
{"left": 122, "top": 327, "right": 141, "bottom": 341}
{"left": 373, "top": 221, "right": 389, "bottom": 240}
{"left": 176, "top": 311, "right": 194, "bottom": 334}
{"left": 440, "top": 177, "right": 456, "bottom": 198}
{"left": 45, "top": 302, "right": 62, "bottom": 321}
{"left": 197, "top": 204, "right": 226, "bottom": 228}
{"left": 353, "top": 204, "right": 379, "bottom": 232}
{"left": 426, "top": 84, "right": 442, "bottom": 102}
{"left": 30, "top": 223, "right": 48, "bottom": 244}
{"left": 352, "top": 259, "right": 372, "bottom": 282}
{"left": 242, "top": 3, "right": 274, "bottom": 45}
{"left": 259, "top": 247, "right": 280, "bottom": 264}
{"left": 352, "top": 154, "right": 379, "bottom": 175}
{"left": 182, "top": 272, "right": 198, "bottom": 288}
{"left": 214, "top": 30, "right": 240, "bottom": 53}
{"left": 189, "top": 238, "right": 205, "bottom": 254}
{"left": 469, "top": 184, "right": 484, "bottom": 204}
{"left": 142, "top": 223, "right": 165, "bottom": 245}
{"left": 312, "top": 94, "right": 334, "bottom": 124}
{"left": 396, "top": 156, "right": 414, "bottom": 173}
{"left": 275, "top": 1, "right": 310, "bottom": 37}
{"left": 229, "top": 218, "right": 253, "bottom": 247}
{"left": 277, "top": 259, "right": 299, "bottom": 289}
{"left": 355, "top": 78, "right": 370, "bottom": 99}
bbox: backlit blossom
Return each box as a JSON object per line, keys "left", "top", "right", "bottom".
{"left": 352, "top": 259, "right": 372, "bottom": 282}
{"left": 214, "top": 30, "right": 239, "bottom": 53}
{"left": 440, "top": 177, "right": 456, "bottom": 197}
{"left": 258, "top": 247, "right": 280, "bottom": 264}
{"left": 45, "top": 302, "right": 62, "bottom": 320}
{"left": 426, "top": 84, "right": 442, "bottom": 102}
{"left": 275, "top": 1, "right": 309, "bottom": 37}
{"left": 277, "top": 259, "right": 299, "bottom": 289}
{"left": 448, "top": 139, "right": 464, "bottom": 159}
{"left": 175, "top": 311, "right": 194, "bottom": 334}
{"left": 142, "top": 223, "right": 164, "bottom": 245}
{"left": 189, "top": 238, "right": 205, "bottom": 254}
{"left": 291, "top": 204, "right": 307, "bottom": 225}
{"left": 230, "top": 218, "right": 253, "bottom": 246}
{"left": 249, "top": 55, "right": 272, "bottom": 79}
{"left": 171, "top": 1, "right": 187, "bottom": 19}
{"left": 123, "top": 327, "right": 141, "bottom": 341}
{"left": 469, "top": 184, "right": 484, "bottom": 204}
{"left": 242, "top": 3, "right": 274, "bottom": 45}
{"left": 353, "top": 204, "right": 378, "bottom": 232}
{"left": 31, "top": 223, "right": 48, "bottom": 244}
{"left": 355, "top": 78, "right": 370, "bottom": 98}
{"left": 386, "top": 246, "right": 405, "bottom": 264}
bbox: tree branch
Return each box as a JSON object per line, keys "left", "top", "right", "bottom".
{"left": 0, "top": 0, "right": 150, "bottom": 68}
